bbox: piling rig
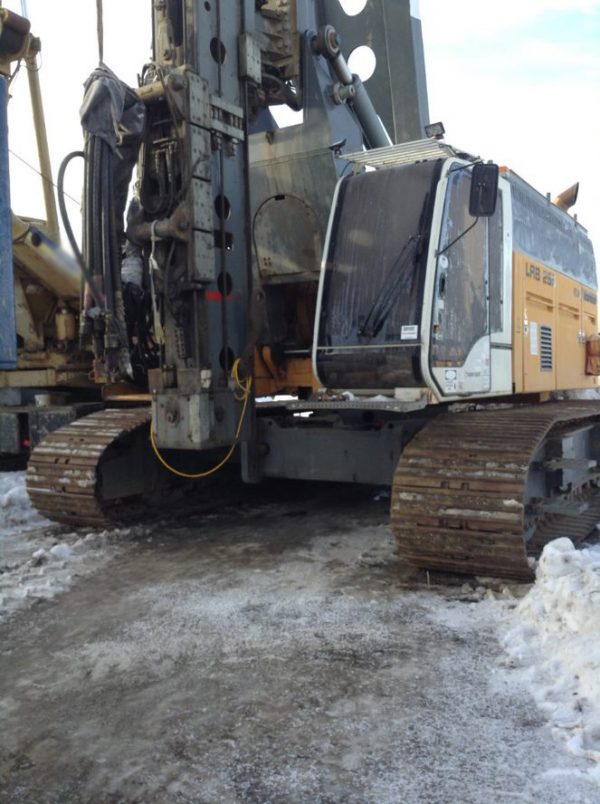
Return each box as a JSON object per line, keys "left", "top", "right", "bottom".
{"left": 23, "top": 0, "right": 600, "bottom": 580}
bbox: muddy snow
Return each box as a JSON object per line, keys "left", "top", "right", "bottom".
{"left": 1, "top": 473, "right": 599, "bottom": 802}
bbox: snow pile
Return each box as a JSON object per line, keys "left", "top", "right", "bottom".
{"left": 503, "top": 537, "right": 600, "bottom": 776}
{"left": 0, "top": 470, "right": 49, "bottom": 532}
{"left": 1, "top": 472, "right": 131, "bottom": 619}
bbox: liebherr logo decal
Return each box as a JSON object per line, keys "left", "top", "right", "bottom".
{"left": 525, "top": 262, "right": 556, "bottom": 287}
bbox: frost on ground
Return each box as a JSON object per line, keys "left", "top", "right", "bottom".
{"left": 2, "top": 474, "right": 600, "bottom": 801}
{"left": 502, "top": 537, "right": 600, "bottom": 783}
{"left": 2, "top": 484, "right": 600, "bottom": 804}
{"left": 0, "top": 471, "right": 129, "bottom": 618}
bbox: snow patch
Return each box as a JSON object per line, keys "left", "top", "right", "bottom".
{"left": 1, "top": 471, "right": 49, "bottom": 531}
{"left": 503, "top": 537, "right": 600, "bottom": 780}
{"left": 0, "top": 471, "right": 133, "bottom": 619}
{"left": 49, "top": 543, "right": 74, "bottom": 561}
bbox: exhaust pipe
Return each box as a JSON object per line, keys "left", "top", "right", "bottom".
{"left": 553, "top": 182, "right": 579, "bottom": 212}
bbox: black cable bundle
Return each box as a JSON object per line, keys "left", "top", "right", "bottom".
{"left": 79, "top": 64, "right": 146, "bottom": 379}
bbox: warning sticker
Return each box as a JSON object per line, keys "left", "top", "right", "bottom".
{"left": 401, "top": 325, "right": 419, "bottom": 340}
{"left": 444, "top": 368, "right": 458, "bottom": 393}
{"left": 530, "top": 321, "right": 538, "bottom": 356}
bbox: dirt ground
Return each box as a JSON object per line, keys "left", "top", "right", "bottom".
{"left": 1, "top": 483, "right": 599, "bottom": 803}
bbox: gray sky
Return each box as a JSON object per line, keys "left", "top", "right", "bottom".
{"left": 5, "top": 0, "right": 599, "bottom": 259}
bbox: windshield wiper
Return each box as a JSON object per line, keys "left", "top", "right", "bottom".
{"left": 358, "top": 234, "right": 420, "bottom": 339}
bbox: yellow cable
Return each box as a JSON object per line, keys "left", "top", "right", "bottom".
{"left": 149, "top": 359, "right": 252, "bottom": 479}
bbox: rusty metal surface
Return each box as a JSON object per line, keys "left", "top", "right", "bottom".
{"left": 391, "top": 402, "right": 600, "bottom": 580}
{"left": 27, "top": 407, "right": 150, "bottom": 527}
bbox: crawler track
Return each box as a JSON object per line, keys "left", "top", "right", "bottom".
{"left": 27, "top": 400, "right": 600, "bottom": 580}
{"left": 391, "top": 401, "right": 600, "bottom": 580}
{"left": 26, "top": 407, "right": 151, "bottom": 527}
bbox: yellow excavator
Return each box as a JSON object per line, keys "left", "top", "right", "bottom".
{"left": 6, "top": 1, "right": 600, "bottom": 580}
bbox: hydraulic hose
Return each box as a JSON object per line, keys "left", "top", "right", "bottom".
{"left": 56, "top": 149, "right": 103, "bottom": 310}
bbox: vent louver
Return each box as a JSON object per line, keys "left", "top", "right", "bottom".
{"left": 540, "top": 325, "right": 553, "bottom": 371}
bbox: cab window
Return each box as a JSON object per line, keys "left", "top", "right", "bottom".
{"left": 431, "top": 169, "right": 489, "bottom": 366}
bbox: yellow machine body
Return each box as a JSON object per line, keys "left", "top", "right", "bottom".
{"left": 513, "top": 250, "right": 598, "bottom": 394}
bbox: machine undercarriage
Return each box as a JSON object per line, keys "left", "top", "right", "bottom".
{"left": 26, "top": 398, "right": 600, "bottom": 580}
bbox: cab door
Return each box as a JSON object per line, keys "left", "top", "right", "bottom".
{"left": 429, "top": 167, "right": 491, "bottom": 396}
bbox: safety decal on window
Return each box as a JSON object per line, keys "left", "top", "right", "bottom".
{"left": 401, "top": 325, "right": 419, "bottom": 340}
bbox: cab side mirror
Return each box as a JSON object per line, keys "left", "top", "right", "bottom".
{"left": 469, "top": 163, "right": 499, "bottom": 217}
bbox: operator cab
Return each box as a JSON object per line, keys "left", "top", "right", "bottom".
{"left": 313, "top": 139, "right": 510, "bottom": 401}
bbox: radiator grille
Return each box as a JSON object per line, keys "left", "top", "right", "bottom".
{"left": 540, "top": 325, "right": 553, "bottom": 371}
